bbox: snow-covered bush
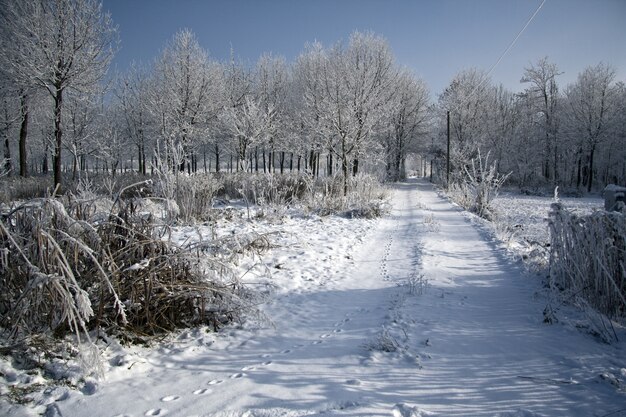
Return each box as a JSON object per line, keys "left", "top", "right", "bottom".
{"left": 448, "top": 151, "right": 510, "bottom": 221}
{"left": 313, "top": 173, "right": 389, "bottom": 218}
{"left": 167, "top": 174, "right": 221, "bottom": 223}
{"left": 548, "top": 203, "right": 626, "bottom": 319}
{"left": 213, "top": 172, "right": 388, "bottom": 218}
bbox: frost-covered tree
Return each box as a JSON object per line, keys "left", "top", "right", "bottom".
{"left": 0, "top": 76, "right": 20, "bottom": 176}
{"left": 305, "top": 32, "right": 397, "bottom": 193}
{"left": 520, "top": 57, "right": 562, "bottom": 184}
{"left": 384, "top": 69, "right": 430, "bottom": 181}
{"left": 0, "top": 0, "right": 117, "bottom": 189}
{"left": 219, "top": 52, "right": 252, "bottom": 172}
{"left": 438, "top": 69, "right": 492, "bottom": 180}
{"left": 220, "top": 96, "right": 275, "bottom": 172}
{"left": 255, "top": 53, "right": 290, "bottom": 172}
{"left": 116, "top": 64, "right": 152, "bottom": 175}
{"left": 151, "top": 29, "right": 221, "bottom": 173}
{"left": 564, "top": 63, "right": 619, "bottom": 191}
{"left": 294, "top": 42, "right": 328, "bottom": 176}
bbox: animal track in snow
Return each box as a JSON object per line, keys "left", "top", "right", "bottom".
{"left": 145, "top": 409, "right": 166, "bottom": 416}
{"left": 160, "top": 395, "right": 180, "bottom": 402}
{"left": 320, "top": 334, "right": 331, "bottom": 339}
{"left": 241, "top": 366, "right": 256, "bottom": 371}
{"left": 333, "top": 328, "right": 343, "bottom": 333}
{"left": 260, "top": 353, "right": 271, "bottom": 358}
{"left": 261, "top": 361, "right": 273, "bottom": 366}
{"left": 207, "top": 379, "right": 223, "bottom": 385}
{"left": 312, "top": 340, "right": 323, "bottom": 345}
{"left": 230, "top": 372, "right": 246, "bottom": 379}
{"left": 280, "top": 349, "right": 292, "bottom": 354}
{"left": 193, "top": 388, "right": 212, "bottom": 395}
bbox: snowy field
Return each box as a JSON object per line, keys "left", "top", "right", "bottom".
{"left": 2, "top": 180, "right": 625, "bottom": 417}
{"left": 485, "top": 191, "right": 604, "bottom": 270}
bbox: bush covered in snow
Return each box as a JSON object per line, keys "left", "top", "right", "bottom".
{"left": 447, "top": 151, "right": 510, "bottom": 221}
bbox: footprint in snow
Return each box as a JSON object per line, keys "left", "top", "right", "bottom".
{"left": 145, "top": 409, "right": 167, "bottom": 416}
{"left": 320, "top": 334, "right": 331, "bottom": 339}
{"left": 207, "top": 379, "right": 223, "bottom": 385}
{"left": 260, "top": 353, "right": 271, "bottom": 358}
{"left": 312, "top": 340, "right": 323, "bottom": 345}
{"left": 261, "top": 361, "right": 272, "bottom": 366}
{"left": 192, "top": 388, "right": 212, "bottom": 395}
{"left": 333, "top": 328, "right": 343, "bottom": 333}
{"left": 241, "top": 366, "right": 256, "bottom": 371}
{"left": 280, "top": 349, "right": 292, "bottom": 354}
{"left": 160, "top": 396, "right": 180, "bottom": 402}
{"left": 230, "top": 372, "right": 246, "bottom": 379}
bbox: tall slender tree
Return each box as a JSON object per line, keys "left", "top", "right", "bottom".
{"left": 0, "top": 0, "right": 117, "bottom": 189}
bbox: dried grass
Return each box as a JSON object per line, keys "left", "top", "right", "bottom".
{"left": 548, "top": 203, "right": 626, "bottom": 320}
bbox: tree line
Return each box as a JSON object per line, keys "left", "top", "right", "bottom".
{"left": 1, "top": 0, "right": 624, "bottom": 193}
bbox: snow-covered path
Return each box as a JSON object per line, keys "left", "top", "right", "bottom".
{"left": 56, "top": 179, "right": 625, "bottom": 417}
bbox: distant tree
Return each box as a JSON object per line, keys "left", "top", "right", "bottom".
{"left": 294, "top": 42, "right": 328, "bottom": 176}
{"left": 0, "top": 76, "right": 20, "bottom": 176}
{"left": 311, "top": 32, "right": 397, "bottom": 193}
{"left": 255, "top": 53, "right": 289, "bottom": 172}
{"left": 520, "top": 57, "right": 562, "bottom": 184}
{"left": 220, "top": 52, "right": 252, "bottom": 172}
{"left": 151, "top": 29, "right": 220, "bottom": 173}
{"left": 116, "top": 64, "right": 152, "bottom": 175}
{"left": 0, "top": 0, "right": 117, "bottom": 190}
{"left": 564, "top": 63, "right": 619, "bottom": 191}
{"left": 384, "top": 69, "right": 430, "bottom": 181}
{"left": 438, "top": 68, "right": 492, "bottom": 180}
{"left": 220, "top": 96, "right": 275, "bottom": 172}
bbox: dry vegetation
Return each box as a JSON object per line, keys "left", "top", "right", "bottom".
{"left": 0, "top": 171, "right": 388, "bottom": 371}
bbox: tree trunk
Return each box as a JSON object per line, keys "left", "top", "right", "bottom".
{"left": 214, "top": 144, "right": 220, "bottom": 172}
{"left": 587, "top": 144, "right": 595, "bottom": 192}
{"left": 342, "top": 156, "right": 349, "bottom": 196}
{"left": 3, "top": 130, "right": 11, "bottom": 176}
{"left": 19, "top": 94, "right": 28, "bottom": 177}
{"left": 262, "top": 148, "right": 267, "bottom": 173}
{"left": 352, "top": 158, "right": 359, "bottom": 176}
{"left": 53, "top": 88, "right": 64, "bottom": 191}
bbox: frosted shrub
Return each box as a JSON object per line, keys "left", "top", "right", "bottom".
{"left": 216, "top": 172, "right": 388, "bottom": 219}
{"left": 0, "top": 189, "right": 255, "bottom": 350}
{"left": 548, "top": 203, "right": 626, "bottom": 319}
{"left": 312, "top": 174, "right": 389, "bottom": 218}
{"left": 171, "top": 174, "right": 222, "bottom": 223}
{"left": 450, "top": 150, "right": 510, "bottom": 221}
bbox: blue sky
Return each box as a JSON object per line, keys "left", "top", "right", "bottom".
{"left": 102, "top": 0, "right": 626, "bottom": 95}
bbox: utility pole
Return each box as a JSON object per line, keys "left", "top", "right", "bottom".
{"left": 446, "top": 110, "right": 450, "bottom": 188}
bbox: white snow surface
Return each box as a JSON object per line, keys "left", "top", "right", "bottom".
{"left": 5, "top": 179, "right": 626, "bottom": 417}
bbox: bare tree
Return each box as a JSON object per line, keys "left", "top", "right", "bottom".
{"left": 1, "top": 0, "right": 117, "bottom": 189}
{"left": 438, "top": 68, "right": 492, "bottom": 180}
{"left": 564, "top": 63, "right": 619, "bottom": 191}
{"left": 304, "top": 32, "right": 397, "bottom": 193}
{"left": 220, "top": 96, "right": 275, "bottom": 172}
{"left": 115, "top": 64, "right": 153, "bottom": 175}
{"left": 150, "top": 29, "right": 221, "bottom": 174}
{"left": 255, "top": 53, "right": 289, "bottom": 173}
{"left": 520, "top": 57, "right": 562, "bottom": 184}
{"left": 384, "top": 69, "right": 430, "bottom": 181}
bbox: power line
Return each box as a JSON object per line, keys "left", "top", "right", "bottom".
{"left": 449, "top": 0, "right": 547, "bottom": 113}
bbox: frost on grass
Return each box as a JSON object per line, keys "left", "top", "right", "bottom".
{"left": 546, "top": 202, "right": 625, "bottom": 341}
{"left": 0, "top": 190, "right": 258, "bottom": 380}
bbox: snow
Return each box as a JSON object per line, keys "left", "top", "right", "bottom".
{"left": 2, "top": 179, "right": 625, "bottom": 417}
